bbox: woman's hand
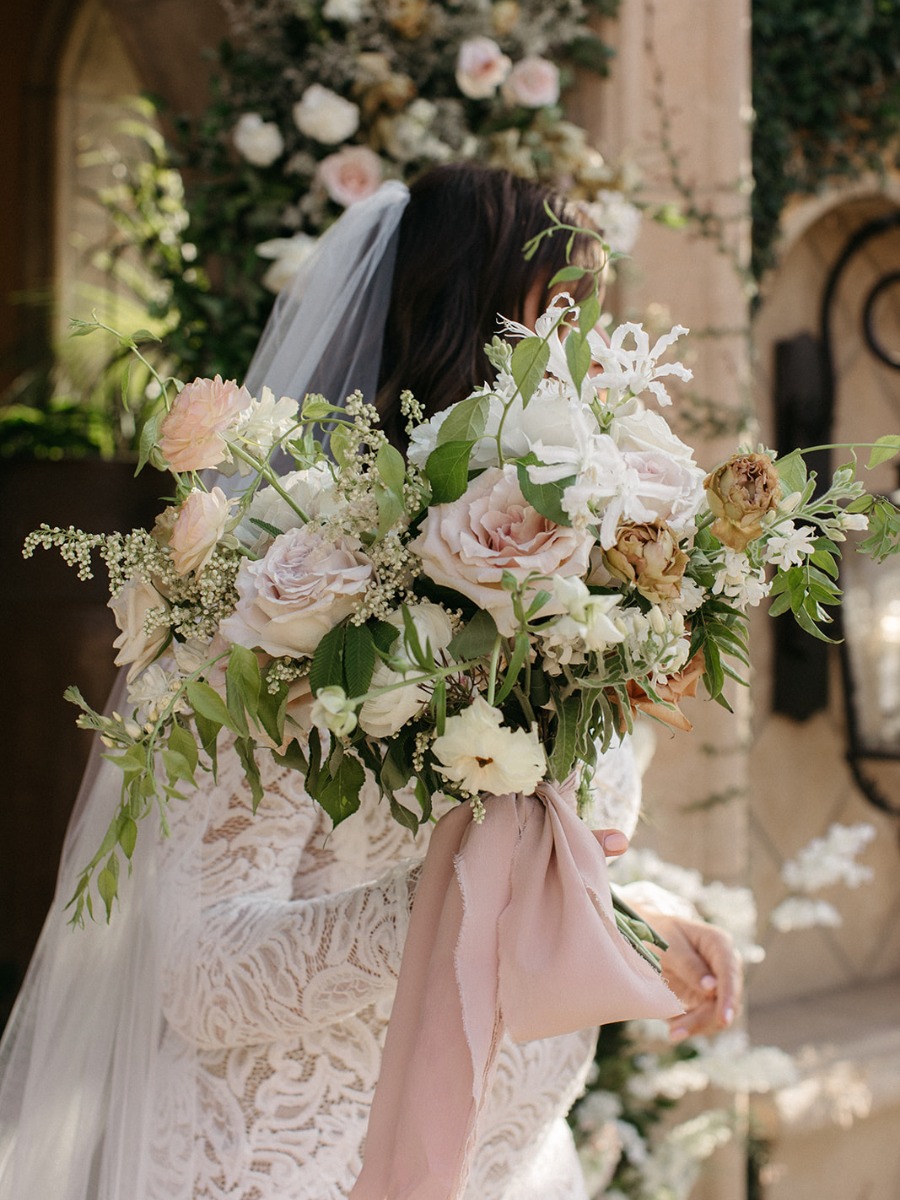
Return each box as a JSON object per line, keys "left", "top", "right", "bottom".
{"left": 595, "top": 829, "right": 630, "bottom": 857}
{"left": 637, "top": 909, "right": 743, "bottom": 1042}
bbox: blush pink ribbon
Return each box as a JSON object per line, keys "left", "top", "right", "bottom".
{"left": 350, "top": 779, "right": 682, "bottom": 1200}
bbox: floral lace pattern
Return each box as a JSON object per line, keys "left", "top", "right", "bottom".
{"left": 150, "top": 739, "right": 640, "bottom": 1199}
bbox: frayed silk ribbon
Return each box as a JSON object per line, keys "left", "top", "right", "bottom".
{"left": 350, "top": 779, "right": 682, "bottom": 1200}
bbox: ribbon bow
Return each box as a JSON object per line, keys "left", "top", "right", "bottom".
{"left": 351, "top": 779, "right": 681, "bottom": 1200}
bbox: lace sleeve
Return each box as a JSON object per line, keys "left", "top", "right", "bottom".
{"left": 161, "top": 753, "right": 416, "bottom": 1051}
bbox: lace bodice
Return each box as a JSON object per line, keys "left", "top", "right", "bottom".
{"left": 149, "top": 740, "right": 641, "bottom": 1199}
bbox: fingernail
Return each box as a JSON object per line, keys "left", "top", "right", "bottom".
{"left": 670, "top": 1026, "right": 690, "bottom": 1043}
{"left": 603, "top": 831, "right": 628, "bottom": 854}
{"left": 701, "top": 974, "right": 717, "bottom": 992}
{"left": 723, "top": 1006, "right": 735, "bottom": 1025}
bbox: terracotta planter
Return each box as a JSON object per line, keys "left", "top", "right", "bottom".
{"left": 0, "top": 459, "right": 165, "bottom": 1025}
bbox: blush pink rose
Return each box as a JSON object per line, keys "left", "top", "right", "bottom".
{"left": 502, "top": 56, "right": 560, "bottom": 108}
{"left": 317, "top": 146, "right": 384, "bottom": 207}
{"left": 411, "top": 465, "right": 594, "bottom": 636}
{"left": 168, "top": 487, "right": 233, "bottom": 577}
{"left": 455, "top": 36, "right": 512, "bottom": 99}
{"left": 109, "top": 578, "right": 170, "bottom": 682}
{"left": 159, "top": 376, "right": 252, "bottom": 473}
{"left": 220, "top": 525, "right": 373, "bottom": 657}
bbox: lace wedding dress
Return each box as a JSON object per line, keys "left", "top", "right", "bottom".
{"left": 147, "top": 740, "right": 642, "bottom": 1200}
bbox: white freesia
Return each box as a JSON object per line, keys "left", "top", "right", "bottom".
{"left": 764, "top": 520, "right": 817, "bottom": 568}
{"left": 711, "top": 548, "right": 770, "bottom": 608}
{"left": 293, "top": 84, "right": 360, "bottom": 144}
{"left": 256, "top": 232, "right": 317, "bottom": 293}
{"left": 616, "top": 606, "right": 690, "bottom": 681}
{"left": 232, "top": 113, "right": 284, "bottom": 167}
{"left": 432, "top": 697, "right": 546, "bottom": 795}
{"left": 539, "top": 578, "right": 625, "bottom": 669}
{"left": 311, "top": 685, "right": 358, "bottom": 737}
{"left": 231, "top": 387, "right": 300, "bottom": 465}
{"left": 358, "top": 603, "right": 455, "bottom": 738}
{"left": 588, "top": 322, "right": 692, "bottom": 408}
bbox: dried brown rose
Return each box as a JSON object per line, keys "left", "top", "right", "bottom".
{"left": 604, "top": 521, "right": 689, "bottom": 603}
{"left": 704, "top": 453, "right": 781, "bottom": 552}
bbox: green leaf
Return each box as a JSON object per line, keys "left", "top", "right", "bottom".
{"left": 193, "top": 710, "right": 221, "bottom": 776}
{"left": 234, "top": 736, "right": 264, "bottom": 811}
{"left": 118, "top": 816, "right": 138, "bottom": 860}
{"left": 374, "top": 442, "right": 408, "bottom": 534}
{"left": 168, "top": 721, "right": 199, "bottom": 777}
{"left": 309, "top": 623, "right": 346, "bottom": 695}
{"left": 548, "top": 265, "right": 589, "bottom": 287}
{"left": 578, "top": 294, "right": 601, "bottom": 336}
{"left": 370, "top": 619, "right": 399, "bottom": 654}
{"left": 565, "top": 331, "right": 592, "bottom": 396}
{"left": 511, "top": 336, "right": 550, "bottom": 406}
{"left": 494, "top": 633, "right": 530, "bottom": 705}
{"left": 774, "top": 450, "right": 808, "bottom": 496}
{"left": 312, "top": 749, "right": 365, "bottom": 826}
{"left": 97, "top": 856, "right": 120, "bottom": 922}
{"left": 186, "top": 681, "right": 238, "bottom": 734}
{"left": 549, "top": 693, "right": 580, "bottom": 783}
{"left": 257, "top": 680, "right": 288, "bottom": 748}
{"left": 329, "top": 422, "right": 354, "bottom": 469}
{"left": 425, "top": 440, "right": 476, "bottom": 504}
{"left": 344, "top": 621, "right": 377, "bottom": 699}
{"left": 516, "top": 456, "right": 574, "bottom": 527}
{"left": 448, "top": 608, "right": 499, "bottom": 660}
{"left": 867, "top": 435, "right": 900, "bottom": 469}
{"left": 437, "top": 392, "right": 490, "bottom": 445}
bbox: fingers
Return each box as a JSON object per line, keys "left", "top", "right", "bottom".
{"left": 594, "top": 828, "right": 629, "bottom": 857}
{"left": 693, "top": 923, "right": 743, "bottom": 1028}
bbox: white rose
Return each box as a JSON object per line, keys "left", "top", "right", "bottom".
{"left": 612, "top": 411, "right": 706, "bottom": 534}
{"left": 317, "top": 146, "right": 384, "bottom": 207}
{"left": 256, "top": 232, "right": 317, "bottom": 293}
{"left": 455, "top": 37, "right": 512, "bottom": 99}
{"left": 220, "top": 526, "right": 372, "bottom": 657}
{"left": 358, "top": 603, "right": 454, "bottom": 739}
{"left": 502, "top": 56, "right": 560, "bottom": 108}
{"left": 233, "top": 113, "right": 284, "bottom": 167}
{"left": 293, "top": 84, "right": 360, "bottom": 144}
{"left": 432, "top": 697, "right": 546, "bottom": 795}
{"left": 238, "top": 464, "right": 339, "bottom": 552}
{"left": 110, "top": 578, "right": 170, "bottom": 682}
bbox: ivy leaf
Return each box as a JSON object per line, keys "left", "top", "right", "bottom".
{"left": 511, "top": 336, "right": 550, "bottom": 407}
{"left": 186, "top": 681, "right": 239, "bottom": 734}
{"left": 867, "top": 435, "right": 900, "bottom": 469}
{"left": 516, "top": 455, "right": 574, "bottom": 527}
{"left": 425, "top": 439, "right": 475, "bottom": 504}
{"left": 436, "top": 392, "right": 490, "bottom": 445}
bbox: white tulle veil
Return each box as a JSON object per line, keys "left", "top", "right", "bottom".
{"left": 0, "top": 180, "right": 410, "bottom": 1200}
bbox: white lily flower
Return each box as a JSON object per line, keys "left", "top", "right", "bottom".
{"left": 588, "top": 322, "right": 692, "bottom": 408}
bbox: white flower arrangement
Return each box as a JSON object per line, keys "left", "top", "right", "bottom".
{"left": 24, "top": 232, "right": 900, "bottom": 928}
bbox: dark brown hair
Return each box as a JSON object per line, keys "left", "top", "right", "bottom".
{"left": 376, "top": 162, "right": 603, "bottom": 447}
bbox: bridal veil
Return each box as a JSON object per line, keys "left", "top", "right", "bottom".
{"left": 0, "top": 180, "right": 410, "bottom": 1200}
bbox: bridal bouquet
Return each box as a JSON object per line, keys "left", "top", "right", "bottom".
{"left": 26, "top": 239, "right": 900, "bottom": 927}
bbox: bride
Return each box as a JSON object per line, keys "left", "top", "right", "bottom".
{"left": 0, "top": 163, "right": 741, "bottom": 1200}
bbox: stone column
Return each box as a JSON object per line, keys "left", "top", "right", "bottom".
{"left": 574, "top": 3, "right": 753, "bottom": 1198}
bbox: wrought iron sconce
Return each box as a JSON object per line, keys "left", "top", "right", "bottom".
{"left": 773, "top": 209, "right": 900, "bottom": 816}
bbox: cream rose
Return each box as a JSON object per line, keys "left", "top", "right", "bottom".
{"left": 159, "top": 376, "right": 252, "bottom": 473}
{"left": 109, "top": 578, "right": 170, "bottom": 682}
{"left": 502, "top": 56, "right": 560, "bottom": 108}
{"left": 358, "top": 602, "right": 455, "bottom": 739}
{"left": 293, "top": 84, "right": 360, "bottom": 144}
{"left": 232, "top": 113, "right": 284, "bottom": 167}
{"left": 220, "top": 526, "right": 372, "bottom": 658}
{"left": 238, "top": 464, "right": 339, "bottom": 552}
{"left": 455, "top": 37, "right": 512, "bottom": 99}
{"left": 317, "top": 146, "right": 383, "bottom": 208}
{"left": 411, "top": 465, "right": 594, "bottom": 636}
{"left": 168, "top": 487, "right": 233, "bottom": 577}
